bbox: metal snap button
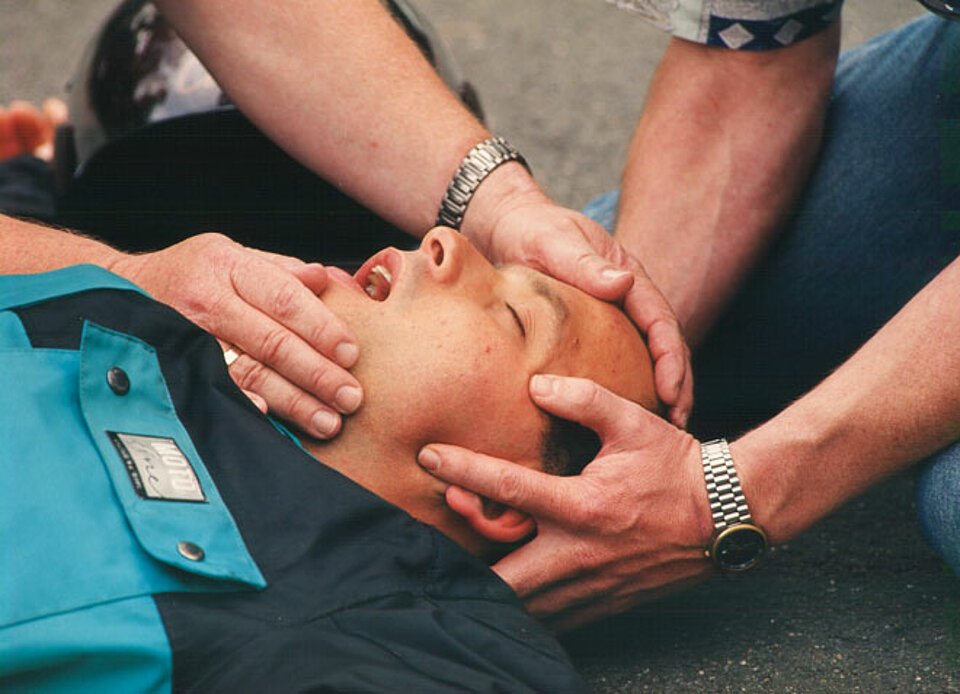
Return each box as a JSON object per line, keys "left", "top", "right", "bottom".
{"left": 177, "top": 541, "right": 205, "bottom": 562}
{"left": 106, "top": 367, "right": 130, "bottom": 396}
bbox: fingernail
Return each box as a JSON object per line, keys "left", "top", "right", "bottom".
{"left": 311, "top": 410, "right": 340, "bottom": 438}
{"left": 601, "top": 267, "right": 630, "bottom": 282}
{"left": 419, "top": 447, "right": 441, "bottom": 472}
{"left": 334, "top": 385, "right": 363, "bottom": 414}
{"left": 333, "top": 341, "right": 359, "bottom": 368}
{"left": 530, "top": 374, "right": 556, "bottom": 397}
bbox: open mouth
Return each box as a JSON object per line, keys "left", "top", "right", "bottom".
{"left": 364, "top": 265, "right": 392, "bottom": 300}
{"left": 354, "top": 248, "right": 401, "bottom": 302}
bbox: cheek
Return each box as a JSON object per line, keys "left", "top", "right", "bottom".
{"left": 351, "top": 303, "right": 542, "bottom": 458}
{"left": 412, "top": 338, "right": 537, "bottom": 448}
{"left": 438, "top": 342, "right": 543, "bottom": 457}
{"left": 465, "top": 342, "right": 509, "bottom": 394}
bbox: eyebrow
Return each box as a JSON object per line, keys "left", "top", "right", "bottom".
{"left": 499, "top": 263, "right": 570, "bottom": 352}
{"left": 520, "top": 272, "right": 570, "bottom": 364}
{"left": 528, "top": 274, "right": 569, "bottom": 327}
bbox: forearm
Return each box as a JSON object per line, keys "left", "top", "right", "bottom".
{"left": 0, "top": 214, "right": 124, "bottom": 273}
{"left": 733, "top": 256, "right": 960, "bottom": 544}
{"left": 616, "top": 25, "right": 839, "bottom": 343}
{"left": 154, "top": 0, "right": 495, "bottom": 236}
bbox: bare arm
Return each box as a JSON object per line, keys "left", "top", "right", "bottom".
{"left": 0, "top": 214, "right": 363, "bottom": 438}
{"left": 154, "top": 0, "right": 486, "bottom": 236}
{"left": 0, "top": 214, "right": 125, "bottom": 272}
{"left": 616, "top": 24, "right": 839, "bottom": 343}
{"left": 737, "top": 255, "right": 960, "bottom": 544}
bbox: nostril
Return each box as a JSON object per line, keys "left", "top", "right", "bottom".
{"left": 430, "top": 239, "right": 445, "bottom": 266}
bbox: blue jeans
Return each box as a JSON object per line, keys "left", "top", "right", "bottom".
{"left": 583, "top": 15, "right": 960, "bottom": 574}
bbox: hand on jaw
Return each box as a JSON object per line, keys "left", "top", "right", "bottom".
{"left": 419, "top": 374, "right": 714, "bottom": 631}
{"left": 109, "top": 234, "right": 363, "bottom": 439}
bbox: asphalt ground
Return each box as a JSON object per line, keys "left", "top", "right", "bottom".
{"left": 3, "top": 1, "right": 959, "bottom": 691}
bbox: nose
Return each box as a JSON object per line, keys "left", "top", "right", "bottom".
{"left": 420, "top": 227, "right": 466, "bottom": 284}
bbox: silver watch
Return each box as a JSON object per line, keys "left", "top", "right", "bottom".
{"left": 700, "top": 438, "right": 768, "bottom": 572}
{"left": 436, "top": 137, "right": 529, "bottom": 230}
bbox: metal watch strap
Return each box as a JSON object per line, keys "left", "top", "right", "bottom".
{"left": 436, "top": 137, "right": 530, "bottom": 230}
{"left": 700, "top": 438, "right": 754, "bottom": 531}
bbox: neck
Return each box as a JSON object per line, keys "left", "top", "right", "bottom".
{"left": 299, "top": 407, "right": 402, "bottom": 500}
{"left": 296, "top": 411, "right": 492, "bottom": 557}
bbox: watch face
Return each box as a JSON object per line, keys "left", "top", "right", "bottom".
{"left": 713, "top": 525, "right": 767, "bottom": 571}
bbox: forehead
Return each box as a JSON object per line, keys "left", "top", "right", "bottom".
{"left": 504, "top": 265, "right": 654, "bottom": 408}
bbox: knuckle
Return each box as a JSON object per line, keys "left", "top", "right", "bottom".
{"left": 192, "top": 233, "right": 237, "bottom": 264}
{"left": 306, "top": 364, "right": 340, "bottom": 400}
{"left": 515, "top": 233, "right": 546, "bottom": 270}
{"left": 194, "top": 231, "right": 230, "bottom": 248}
{"left": 267, "top": 280, "right": 302, "bottom": 321}
{"left": 199, "top": 289, "right": 235, "bottom": 324}
{"left": 573, "top": 249, "right": 596, "bottom": 272}
{"left": 231, "top": 358, "right": 268, "bottom": 392}
{"left": 257, "top": 327, "right": 295, "bottom": 365}
{"left": 646, "top": 318, "right": 683, "bottom": 358}
{"left": 570, "top": 378, "right": 603, "bottom": 409}
{"left": 306, "top": 318, "right": 338, "bottom": 352}
{"left": 493, "top": 469, "right": 527, "bottom": 507}
{"left": 281, "top": 389, "right": 315, "bottom": 422}
{"left": 572, "top": 496, "right": 606, "bottom": 528}
{"left": 175, "top": 290, "right": 218, "bottom": 324}
{"left": 568, "top": 540, "right": 597, "bottom": 572}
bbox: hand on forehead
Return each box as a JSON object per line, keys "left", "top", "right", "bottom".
{"left": 499, "top": 261, "right": 657, "bottom": 413}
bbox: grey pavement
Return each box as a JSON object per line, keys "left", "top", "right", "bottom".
{"left": 3, "top": 0, "right": 958, "bottom": 691}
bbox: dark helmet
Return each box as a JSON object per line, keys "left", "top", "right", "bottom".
{"left": 54, "top": 0, "right": 482, "bottom": 263}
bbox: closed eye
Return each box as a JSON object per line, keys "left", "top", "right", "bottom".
{"left": 506, "top": 303, "right": 526, "bottom": 338}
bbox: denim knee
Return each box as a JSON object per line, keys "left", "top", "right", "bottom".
{"left": 580, "top": 190, "right": 620, "bottom": 233}
{"left": 915, "top": 440, "right": 960, "bottom": 576}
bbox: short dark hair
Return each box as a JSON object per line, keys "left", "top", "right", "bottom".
{"left": 539, "top": 414, "right": 601, "bottom": 476}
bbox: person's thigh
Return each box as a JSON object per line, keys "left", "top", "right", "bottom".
{"left": 688, "top": 15, "right": 960, "bottom": 436}
{"left": 916, "top": 440, "right": 960, "bottom": 576}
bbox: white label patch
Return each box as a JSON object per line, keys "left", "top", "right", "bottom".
{"left": 108, "top": 432, "right": 207, "bottom": 502}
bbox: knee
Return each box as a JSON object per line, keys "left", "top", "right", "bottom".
{"left": 915, "top": 440, "right": 960, "bottom": 576}
{"left": 580, "top": 190, "right": 620, "bottom": 234}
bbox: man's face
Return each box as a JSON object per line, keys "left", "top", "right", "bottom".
{"left": 317, "top": 228, "right": 655, "bottom": 541}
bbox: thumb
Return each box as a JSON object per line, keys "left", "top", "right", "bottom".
{"left": 529, "top": 374, "right": 653, "bottom": 443}
{"left": 547, "top": 244, "right": 634, "bottom": 303}
{"left": 519, "top": 216, "right": 633, "bottom": 301}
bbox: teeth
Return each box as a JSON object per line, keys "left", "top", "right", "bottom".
{"left": 364, "top": 264, "right": 392, "bottom": 301}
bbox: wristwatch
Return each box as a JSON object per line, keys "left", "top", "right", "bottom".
{"left": 699, "top": 438, "right": 768, "bottom": 572}
{"left": 436, "top": 137, "right": 529, "bottom": 230}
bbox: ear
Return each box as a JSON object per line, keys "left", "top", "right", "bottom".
{"left": 446, "top": 486, "right": 536, "bottom": 544}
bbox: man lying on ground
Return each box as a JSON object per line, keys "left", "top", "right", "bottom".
{"left": 1, "top": 227, "right": 654, "bottom": 691}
